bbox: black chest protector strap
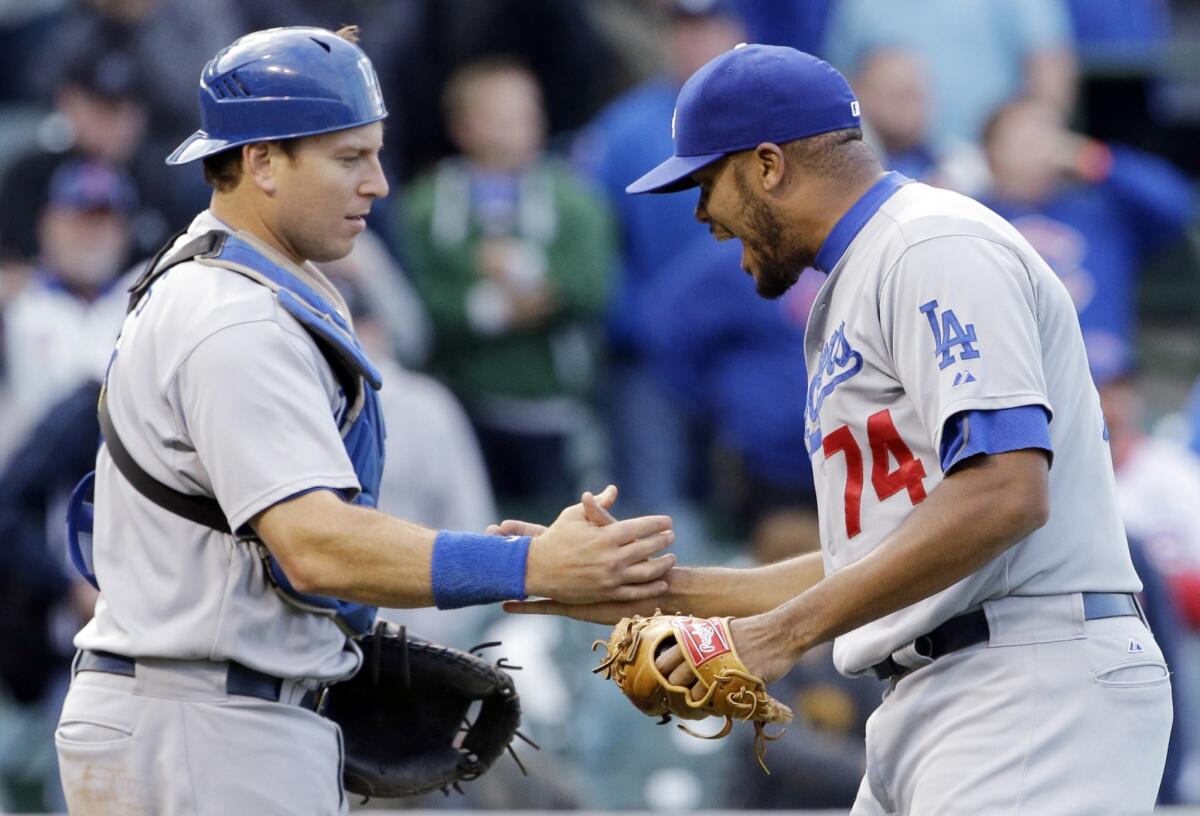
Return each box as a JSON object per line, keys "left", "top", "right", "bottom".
{"left": 99, "top": 229, "right": 241, "bottom": 536}
{"left": 98, "top": 385, "right": 233, "bottom": 534}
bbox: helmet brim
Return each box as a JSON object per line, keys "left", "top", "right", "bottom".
{"left": 164, "top": 110, "right": 388, "bottom": 166}
{"left": 165, "top": 131, "right": 234, "bottom": 165}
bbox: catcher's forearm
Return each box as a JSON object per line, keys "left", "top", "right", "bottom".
{"left": 664, "top": 551, "right": 825, "bottom": 618}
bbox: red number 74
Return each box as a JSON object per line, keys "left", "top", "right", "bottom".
{"left": 821, "top": 409, "right": 927, "bottom": 538}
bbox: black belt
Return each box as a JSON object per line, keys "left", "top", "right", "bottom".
{"left": 870, "top": 592, "right": 1142, "bottom": 682}
{"left": 75, "top": 650, "right": 326, "bottom": 711}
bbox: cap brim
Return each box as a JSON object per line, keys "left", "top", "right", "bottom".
{"left": 165, "top": 131, "right": 234, "bottom": 165}
{"left": 625, "top": 152, "right": 725, "bottom": 194}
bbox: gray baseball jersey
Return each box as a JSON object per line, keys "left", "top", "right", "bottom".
{"left": 74, "top": 210, "right": 362, "bottom": 682}
{"left": 803, "top": 175, "right": 1141, "bottom": 675}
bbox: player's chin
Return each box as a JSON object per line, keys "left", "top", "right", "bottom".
{"left": 308, "top": 232, "right": 358, "bottom": 264}
{"left": 753, "top": 265, "right": 799, "bottom": 300}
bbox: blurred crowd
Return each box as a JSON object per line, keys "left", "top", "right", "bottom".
{"left": 1, "top": 0, "right": 1199, "bottom": 812}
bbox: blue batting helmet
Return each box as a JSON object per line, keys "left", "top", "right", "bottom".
{"left": 166, "top": 26, "right": 387, "bottom": 165}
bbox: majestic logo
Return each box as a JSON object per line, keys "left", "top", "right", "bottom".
{"left": 919, "top": 300, "right": 979, "bottom": 370}
{"left": 676, "top": 617, "right": 731, "bottom": 666}
{"left": 850, "top": 100, "right": 861, "bottom": 117}
{"left": 805, "top": 322, "right": 863, "bottom": 453}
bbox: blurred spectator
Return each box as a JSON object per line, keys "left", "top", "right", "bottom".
{"left": 573, "top": 0, "right": 745, "bottom": 514}
{"left": 852, "top": 48, "right": 938, "bottom": 181}
{"left": 823, "top": 0, "right": 1076, "bottom": 148}
{"left": 321, "top": 259, "right": 494, "bottom": 538}
{"left": 0, "top": 379, "right": 101, "bottom": 813}
{"left": 318, "top": 227, "right": 433, "bottom": 369}
{"left": 1098, "top": 363, "right": 1197, "bottom": 805}
{"left": 41, "top": 0, "right": 246, "bottom": 153}
{"left": 1190, "top": 377, "right": 1200, "bottom": 459}
{"left": 722, "top": 479, "right": 884, "bottom": 810}
{"left": 0, "top": 40, "right": 162, "bottom": 265}
{"left": 845, "top": 47, "right": 990, "bottom": 196}
{"left": 1067, "top": 0, "right": 1170, "bottom": 68}
{"left": 1067, "top": 0, "right": 1177, "bottom": 165}
{"left": 322, "top": 261, "right": 589, "bottom": 811}
{"left": 643, "top": 236, "right": 819, "bottom": 550}
{"left": 0, "top": 1, "right": 68, "bottom": 104}
{"left": 2, "top": 160, "right": 134, "bottom": 420}
{"left": 980, "top": 98, "right": 1196, "bottom": 379}
{"left": 1103, "top": 367, "right": 1200, "bottom": 630}
{"left": 1128, "top": 534, "right": 1191, "bottom": 805}
{"left": 39, "top": 0, "right": 251, "bottom": 223}
{"left": 726, "top": 641, "right": 883, "bottom": 809}
{"left": 733, "top": 0, "right": 835, "bottom": 56}
{"left": 402, "top": 58, "right": 612, "bottom": 517}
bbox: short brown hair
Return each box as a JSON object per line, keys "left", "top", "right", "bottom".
{"left": 202, "top": 139, "right": 300, "bottom": 192}
{"left": 201, "top": 25, "right": 362, "bottom": 192}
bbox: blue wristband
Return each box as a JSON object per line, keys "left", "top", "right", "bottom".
{"left": 431, "top": 531, "right": 531, "bottom": 609}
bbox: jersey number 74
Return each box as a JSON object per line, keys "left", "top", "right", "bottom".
{"left": 822, "top": 409, "right": 927, "bottom": 538}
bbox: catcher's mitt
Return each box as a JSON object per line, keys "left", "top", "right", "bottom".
{"left": 321, "top": 621, "right": 536, "bottom": 799}
{"left": 593, "top": 611, "right": 792, "bottom": 772}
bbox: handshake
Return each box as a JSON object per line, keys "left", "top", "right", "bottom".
{"left": 487, "top": 487, "right": 791, "bottom": 772}
{"left": 485, "top": 485, "right": 675, "bottom": 606}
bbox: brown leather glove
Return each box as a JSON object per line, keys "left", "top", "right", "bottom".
{"left": 593, "top": 611, "right": 793, "bottom": 772}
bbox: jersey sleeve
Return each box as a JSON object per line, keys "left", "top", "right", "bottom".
{"left": 879, "top": 234, "right": 1053, "bottom": 458}
{"left": 170, "top": 316, "right": 360, "bottom": 532}
{"left": 939, "top": 406, "right": 1053, "bottom": 473}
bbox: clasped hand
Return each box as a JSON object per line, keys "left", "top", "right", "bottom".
{"left": 490, "top": 485, "right": 675, "bottom": 605}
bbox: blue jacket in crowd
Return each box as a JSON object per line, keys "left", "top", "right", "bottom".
{"left": 983, "top": 145, "right": 1195, "bottom": 379}
{"left": 643, "top": 237, "right": 815, "bottom": 491}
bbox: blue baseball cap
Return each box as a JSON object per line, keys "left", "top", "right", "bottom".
{"left": 47, "top": 159, "right": 139, "bottom": 214}
{"left": 627, "top": 44, "right": 861, "bottom": 194}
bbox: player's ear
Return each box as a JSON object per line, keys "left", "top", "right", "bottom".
{"left": 753, "top": 143, "right": 786, "bottom": 193}
{"left": 243, "top": 142, "right": 278, "bottom": 195}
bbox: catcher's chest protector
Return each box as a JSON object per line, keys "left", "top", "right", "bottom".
{"left": 66, "top": 229, "right": 385, "bottom": 635}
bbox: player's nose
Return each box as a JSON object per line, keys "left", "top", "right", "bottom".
{"left": 361, "top": 156, "right": 389, "bottom": 199}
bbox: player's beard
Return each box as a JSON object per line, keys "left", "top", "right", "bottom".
{"left": 736, "top": 173, "right": 808, "bottom": 300}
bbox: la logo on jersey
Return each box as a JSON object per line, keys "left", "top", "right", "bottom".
{"left": 919, "top": 300, "right": 980, "bottom": 370}
{"left": 805, "top": 321, "right": 863, "bottom": 453}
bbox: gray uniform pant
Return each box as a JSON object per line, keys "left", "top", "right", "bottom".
{"left": 55, "top": 657, "right": 346, "bottom": 815}
{"left": 851, "top": 593, "right": 1172, "bottom": 815}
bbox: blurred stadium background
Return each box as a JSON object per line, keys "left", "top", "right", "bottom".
{"left": 2, "top": 0, "right": 1200, "bottom": 812}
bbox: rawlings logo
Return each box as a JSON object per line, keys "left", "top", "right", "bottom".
{"left": 676, "top": 617, "right": 731, "bottom": 666}
{"left": 805, "top": 321, "right": 863, "bottom": 453}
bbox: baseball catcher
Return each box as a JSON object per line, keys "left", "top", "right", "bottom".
{"left": 322, "top": 621, "right": 535, "bottom": 799}
{"left": 593, "top": 611, "right": 792, "bottom": 772}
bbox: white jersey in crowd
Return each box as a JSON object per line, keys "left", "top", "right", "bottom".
{"left": 803, "top": 175, "right": 1141, "bottom": 676}
{"left": 75, "top": 210, "right": 362, "bottom": 682}
{"left": 2, "top": 272, "right": 129, "bottom": 418}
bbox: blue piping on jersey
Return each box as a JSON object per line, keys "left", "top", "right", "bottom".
{"left": 814, "top": 171, "right": 911, "bottom": 274}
